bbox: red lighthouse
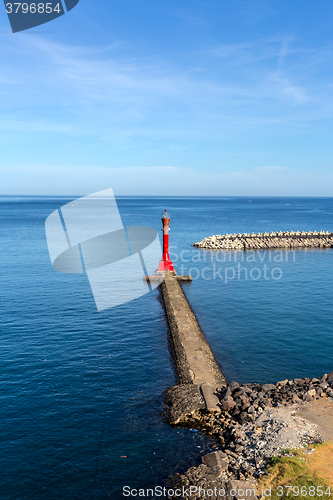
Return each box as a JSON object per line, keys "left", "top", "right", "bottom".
{"left": 157, "top": 210, "right": 175, "bottom": 273}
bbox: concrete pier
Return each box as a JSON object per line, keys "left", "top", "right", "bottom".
{"left": 161, "top": 273, "right": 227, "bottom": 423}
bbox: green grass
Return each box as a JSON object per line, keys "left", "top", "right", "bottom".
{"left": 258, "top": 444, "right": 333, "bottom": 500}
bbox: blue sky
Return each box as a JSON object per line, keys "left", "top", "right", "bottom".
{"left": 1, "top": 0, "right": 333, "bottom": 195}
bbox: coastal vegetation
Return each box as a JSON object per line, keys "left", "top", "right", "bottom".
{"left": 259, "top": 442, "right": 333, "bottom": 499}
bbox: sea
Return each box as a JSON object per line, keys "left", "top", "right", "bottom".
{"left": 1, "top": 196, "right": 333, "bottom": 500}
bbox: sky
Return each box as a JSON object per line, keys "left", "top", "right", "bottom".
{"left": 1, "top": 0, "right": 333, "bottom": 196}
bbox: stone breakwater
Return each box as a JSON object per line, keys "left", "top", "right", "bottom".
{"left": 192, "top": 230, "right": 333, "bottom": 250}
{"left": 166, "top": 371, "right": 333, "bottom": 498}
{"left": 160, "top": 273, "right": 227, "bottom": 413}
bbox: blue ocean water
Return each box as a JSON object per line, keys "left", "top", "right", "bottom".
{"left": 0, "top": 196, "right": 333, "bottom": 499}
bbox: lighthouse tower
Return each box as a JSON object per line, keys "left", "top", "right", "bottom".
{"left": 157, "top": 210, "right": 175, "bottom": 273}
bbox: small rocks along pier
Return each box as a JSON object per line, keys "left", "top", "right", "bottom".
{"left": 193, "top": 230, "right": 333, "bottom": 250}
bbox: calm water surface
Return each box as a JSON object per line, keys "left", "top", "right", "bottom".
{"left": 1, "top": 196, "right": 333, "bottom": 499}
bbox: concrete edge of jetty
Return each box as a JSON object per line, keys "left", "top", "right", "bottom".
{"left": 193, "top": 230, "right": 333, "bottom": 251}
{"left": 160, "top": 271, "right": 227, "bottom": 424}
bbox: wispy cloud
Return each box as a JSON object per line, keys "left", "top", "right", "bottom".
{"left": 267, "top": 73, "right": 308, "bottom": 104}
{"left": 1, "top": 31, "right": 333, "bottom": 189}
{"left": 1, "top": 34, "right": 328, "bottom": 115}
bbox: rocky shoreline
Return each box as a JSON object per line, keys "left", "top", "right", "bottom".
{"left": 192, "top": 230, "right": 333, "bottom": 251}
{"left": 165, "top": 372, "right": 333, "bottom": 498}
{"left": 159, "top": 269, "right": 333, "bottom": 498}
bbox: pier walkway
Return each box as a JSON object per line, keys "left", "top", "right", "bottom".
{"left": 160, "top": 273, "right": 226, "bottom": 422}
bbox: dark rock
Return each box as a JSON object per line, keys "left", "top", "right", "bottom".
{"left": 233, "top": 390, "right": 243, "bottom": 399}
{"left": 276, "top": 379, "right": 288, "bottom": 387}
{"left": 224, "top": 387, "right": 233, "bottom": 398}
{"left": 262, "top": 383, "right": 276, "bottom": 392}
{"left": 239, "top": 412, "right": 248, "bottom": 423}
{"left": 222, "top": 400, "right": 237, "bottom": 411}
{"left": 202, "top": 450, "right": 228, "bottom": 469}
{"left": 230, "top": 381, "right": 240, "bottom": 391}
